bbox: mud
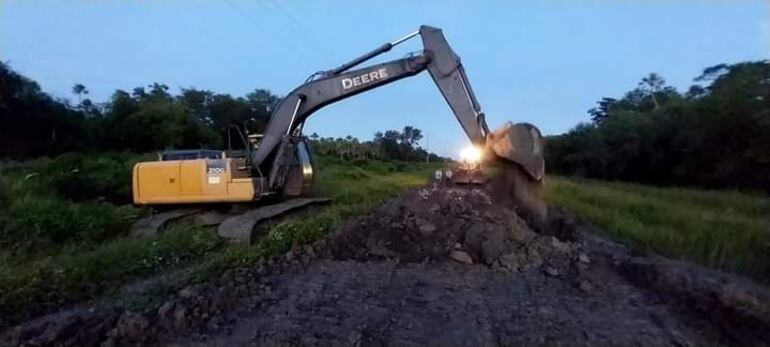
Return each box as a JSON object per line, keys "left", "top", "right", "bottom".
{"left": 3, "top": 184, "right": 770, "bottom": 347}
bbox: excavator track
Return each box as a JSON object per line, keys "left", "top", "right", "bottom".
{"left": 131, "top": 208, "right": 202, "bottom": 239}
{"left": 218, "top": 197, "right": 330, "bottom": 243}
{"left": 130, "top": 198, "right": 330, "bottom": 242}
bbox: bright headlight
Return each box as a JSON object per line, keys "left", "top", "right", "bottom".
{"left": 459, "top": 146, "right": 482, "bottom": 163}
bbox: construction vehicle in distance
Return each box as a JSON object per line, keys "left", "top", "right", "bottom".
{"left": 445, "top": 146, "right": 488, "bottom": 185}
{"left": 132, "top": 25, "right": 546, "bottom": 239}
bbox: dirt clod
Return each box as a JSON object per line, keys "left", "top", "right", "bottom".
{"left": 544, "top": 266, "right": 560, "bottom": 277}
{"left": 579, "top": 280, "right": 594, "bottom": 293}
{"left": 449, "top": 250, "right": 474, "bottom": 264}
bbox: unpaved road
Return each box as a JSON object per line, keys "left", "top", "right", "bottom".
{"left": 4, "top": 184, "right": 770, "bottom": 346}
{"left": 177, "top": 261, "right": 713, "bottom": 346}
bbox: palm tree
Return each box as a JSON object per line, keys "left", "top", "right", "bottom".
{"left": 71, "top": 83, "right": 89, "bottom": 105}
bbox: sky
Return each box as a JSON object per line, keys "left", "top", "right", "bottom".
{"left": 1, "top": 0, "right": 767, "bottom": 158}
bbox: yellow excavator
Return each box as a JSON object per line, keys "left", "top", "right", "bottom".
{"left": 132, "top": 25, "right": 546, "bottom": 225}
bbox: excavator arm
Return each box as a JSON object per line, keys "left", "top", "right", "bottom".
{"left": 252, "top": 26, "right": 490, "bottom": 168}
{"left": 251, "top": 25, "right": 546, "bottom": 221}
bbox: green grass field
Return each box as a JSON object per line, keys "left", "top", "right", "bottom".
{"left": 0, "top": 153, "right": 440, "bottom": 325}
{"left": 546, "top": 176, "right": 770, "bottom": 281}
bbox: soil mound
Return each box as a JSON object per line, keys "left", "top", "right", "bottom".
{"left": 329, "top": 184, "right": 582, "bottom": 275}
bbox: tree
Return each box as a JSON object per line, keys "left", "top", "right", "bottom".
{"left": 547, "top": 62, "right": 770, "bottom": 192}
{"left": 587, "top": 97, "right": 618, "bottom": 124}
{"left": 0, "top": 61, "right": 443, "bottom": 164}
{"left": 179, "top": 88, "right": 214, "bottom": 125}
{"left": 639, "top": 73, "right": 664, "bottom": 108}
{"left": 307, "top": 128, "right": 441, "bottom": 162}
{"left": 71, "top": 83, "right": 88, "bottom": 105}
{"left": 0, "top": 63, "right": 90, "bottom": 157}
{"left": 246, "top": 89, "right": 279, "bottom": 119}
{"left": 400, "top": 126, "right": 423, "bottom": 146}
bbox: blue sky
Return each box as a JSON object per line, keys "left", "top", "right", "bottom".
{"left": 2, "top": 1, "right": 766, "bottom": 157}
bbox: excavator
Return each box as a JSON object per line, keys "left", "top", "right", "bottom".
{"left": 132, "top": 25, "right": 546, "bottom": 240}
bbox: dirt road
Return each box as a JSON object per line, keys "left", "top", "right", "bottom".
{"left": 4, "top": 184, "right": 770, "bottom": 346}
{"left": 174, "top": 261, "right": 712, "bottom": 346}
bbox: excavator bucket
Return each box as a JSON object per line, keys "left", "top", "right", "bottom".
{"left": 485, "top": 122, "right": 547, "bottom": 225}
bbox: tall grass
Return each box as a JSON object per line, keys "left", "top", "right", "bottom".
{"left": 546, "top": 177, "right": 770, "bottom": 281}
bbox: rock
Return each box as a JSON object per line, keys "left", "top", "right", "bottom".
{"left": 719, "top": 283, "right": 760, "bottom": 309}
{"left": 449, "top": 250, "right": 474, "bottom": 264}
{"left": 173, "top": 308, "right": 188, "bottom": 330}
{"left": 367, "top": 238, "right": 398, "bottom": 257}
{"left": 418, "top": 221, "right": 437, "bottom": 236}
{"left": 100, "top": 337, "right": 117, "bottom": 347}
{"left": 464, "top": 224, "right": 487, "bottom": 254}
{"left": 179, "top": 286, "right": 198, "bottom": 299}
{"left": 526, "top": 248, "right": 543, "bottom": 269}
{"left": 508, "top": 228, "right": 530, "bottom": 244}
{"left": 498, "top": 253, "right": 520, "bottom": 272}
{"left": 158, "top": 302, "right": 175, "bottom": 318}
{"left": 550, "top": 237, "right": 571, "bottom": 253}
{"left": 544, "top": 266, "right": 560, "bottom": 277}
{"left": 255, "top": 263, "right": 267, "bottom": 276}
{"left": 481, "top": 228, "right": 506, "bottom": 265}
{"left": 115, "top": 312, "right": 149, "bottom": 341}
{"left": 578, "top": 253, "right": 591, "bottom": 264}
{"left": 579, "top": 280, "right": 594, "bottom": 293}
{"left": 305, "top": 245, "right": 316, "bottom": 258}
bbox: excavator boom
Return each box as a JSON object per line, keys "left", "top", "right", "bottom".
{"left": 249, "top": 25, "right": 546, "bottom": 221}
{"left": 252, "top": 26, "right": 491, "bottom": 169}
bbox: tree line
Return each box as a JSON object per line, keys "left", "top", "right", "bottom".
{"left": 0, "top": 62, "right": 438, "bottom": 162}
{"left": 309, "top": 126, "right": 443, "bottom": 162}
{"left": 546, "top": 61, "right": 770, "bottom": 192}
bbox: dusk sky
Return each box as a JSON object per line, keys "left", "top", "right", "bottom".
{"left": 2, "top": 1, "right": 766, "bottom": 157}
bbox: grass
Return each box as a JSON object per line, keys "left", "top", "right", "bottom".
{"left": 0, "top": 152, "right": 440, "bottom": 326}
{"left": 0, "top": 225, "right": 222, "bottom": 321}
{"left": 545, "top": 176, "right": 770, "bottom": 281}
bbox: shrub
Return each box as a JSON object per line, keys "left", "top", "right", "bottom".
{"left": 332, "top": 166, "right": 371, "bottom": 180}
{"left": 49, "top": 152, "right": 138, "bottom": 204}
{"left": 0, "top": 196, "right": 138, "bottom": 250}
